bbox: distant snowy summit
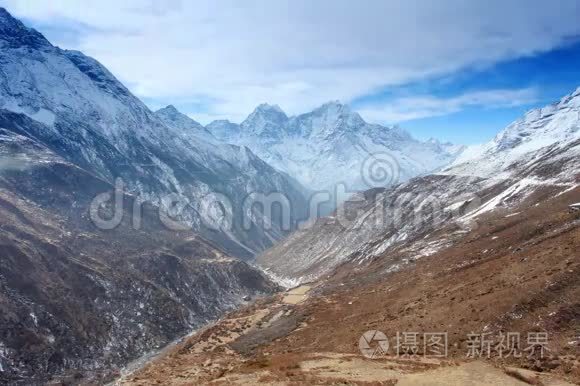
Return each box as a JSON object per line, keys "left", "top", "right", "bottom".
{"left": 443, "top": 86, "right": 580, "bottom": 179}
{"left": 155, "top": 105, "right": 217, "bottom": 141}
{"left": 203, "top": 101, "right": 464, "bottom": 193}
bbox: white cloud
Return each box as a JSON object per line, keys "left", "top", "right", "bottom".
{"left": 2, "top": 0, "right": 578, "bottom": 123}
{"left": 357, "top": 88, "right": 539, "bottom": 123}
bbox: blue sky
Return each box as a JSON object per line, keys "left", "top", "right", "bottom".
{"left": 3, "top": 0, "right": 580, "bottom": 144}
{"left": 354, "top": 40, "right": 580, "bottom": 143}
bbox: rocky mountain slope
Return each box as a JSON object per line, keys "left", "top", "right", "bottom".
{"left": 0, "top": 116, "right": 278, "bottom": 384}
{"left": 1, "top": 6, "right": 579, "bottom": 385}
{"left": 117, "top": 89, "right": 580, "bottom": 385}
{"left": 207, "top": 102, "right": 463, "bottom": 195}
{"left": 112, "top": 87, "right": 580, "bottom": 386}
{"left": 0, "top": 8, "right": 300, "bottom": 384}
{"left": 0, "top": 7, "right": 307, "bottom": 259}
{"left": 257, "top": 88, "right": 580, "bottom": 286}
{"left": 118, "top": 184, "right": 580, "bottom": 385}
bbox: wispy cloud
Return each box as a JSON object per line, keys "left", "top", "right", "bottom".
{"left": 357, "top": 88, "right": 539, "bottom": 123}
{"left": 1, "top": 0, "right": 578, "bottom": 123}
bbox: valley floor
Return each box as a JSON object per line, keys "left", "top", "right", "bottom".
{"left": 117, "top": 187, "right": 580, "bottom": 385}
{"left": 117, "top": 287, "right": 576, "bottom": 385}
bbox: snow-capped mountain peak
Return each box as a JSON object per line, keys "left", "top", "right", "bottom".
{"left": 208, "top": 101, "right": 462, "bottom": 193}
{"left": 240, "top": 103, "right": 289, "bottom": 139}
{"left": 206, "top": 119, "right": 241, "bottom": 141}
{"left": 255, "top": 102, "right": 285, "bottom": 114}
{"left": 312, "top": 100, "right": 353, "bottom": 116}
{"left": 0, "top": 7, "right": 50, "bottom": 49}
{"left": 496, "top": 87, "right": 580, "bottom": 149}
{"left": 299, "top": 101, "right": 366, "bottom": 137}
{"left": 444, "top": 86, "right": 580, "bottom": 178}
{"left": 155, "top": 104, "right": 212, "bottom": 138}
{"left": 425, "top": 137, "right": 465, "bottom": 156}
{"left": 155, "top": 105, "right": 217, "bottom": 142}
{"left": 427, "top": 137, "right": 443, "bottom": 145}
{"left": 158, "top": 104, "right": 180, "bottom": 115}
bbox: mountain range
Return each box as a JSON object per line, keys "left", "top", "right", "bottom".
{"left": 0, "top": 7, "right": 459, "bottom": 382}
{"left": 0, "top": 6, "right": 578, "bottom": 385}
{"left": 130, "top": 86, "right": 579, "bottom": 384}
{"left": 257, "top": 87, "right": 580, "bottom": 286}
{"left": 206, "top": 102, "right": 464, "bottom": 194}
